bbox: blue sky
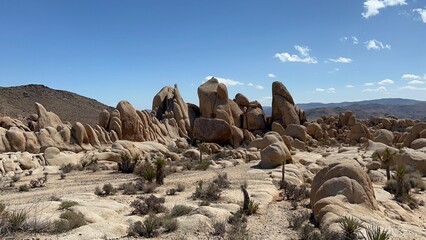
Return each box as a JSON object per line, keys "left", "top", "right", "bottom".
{"left": 1, "top": 0, "right": 425, "bottom": 110}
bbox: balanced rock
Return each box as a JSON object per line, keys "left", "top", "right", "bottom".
{"left": 259, "top": 141, "right": 292, "bottom": 168}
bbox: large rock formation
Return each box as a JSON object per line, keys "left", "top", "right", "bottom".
{"left": 152, "top": 85, "right": 192, "bottom": 138}
{"left": 193, "top": 118, "right": 232, "bottom": 144}
{"left": 310, "top": 161, "right": 378, "bottom": 233}
{"left": 271, "top": 81, "right": 306, "bottom": 129}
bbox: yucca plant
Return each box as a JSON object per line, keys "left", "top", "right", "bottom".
{"left": 339, "top": 216, "right": 363, "bottom": 240}
{"left": 372, "top": 148, "right": 395, "bottom": 181}
{"left": 154, "top": 158, "right": 166, "bottom": 185}
{"left": 364, "top": 225, "right": 391, "bottom": 240}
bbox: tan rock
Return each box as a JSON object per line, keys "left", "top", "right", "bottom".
{"left": 246, "top": 107, "right": 266, "bottom": 131}
{"left": 306, "top": 122, "right": 324, "bottom": 140}
{"left": 372, "top": 129, "right": 394, "bottom": 146}
{"left": 235, "top": 93, "right": 250, "bottom": 108}
{"left": 285, "top": 124, "right": 307, "bottom": 142}
{"left": 183, "top": 149, "right": 200, "bottom": 160}
{"left": 411, "top": 138, "right": 426, "bottom": 150}
{"left": 72, "top": 122, "right": 89, "bottom": 146}
{"left": 230, "top": 126, "right": 244, "bottom": 147}
{"left": 271, "top": 122, "right": 286, "bottom": 137}
{"left": 393, "top": 148, "right": 426, "bottom": 175}
{"left": 24, "top": 132, "right": 40, "bottom": 153}
{"left": 248, "top": 131, "right": 283, "bottom": 150}
{"left": 271, "top": 81, "right": 300, "bottom": 127}
{"left": 348, "top": 122, "right": 371, "bottom": 143}
{"left": 193, "top": 117, "right": 232, "bottom": 144}
{"left": 5, "top": 127, "right": 26, "bottom": 151}
{"left": 98, "top": 109, "right": 110, "bottom": 129}
{"left": 35, "top": 102, "right": 63, "bottom": 130}
{"left": 403, "top": 122, "right": 426, "bottom": 147}
{"left": 259, "top": 141, "right": 292, "bottom": 168}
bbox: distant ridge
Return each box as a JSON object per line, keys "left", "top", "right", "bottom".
{"left": 263, "top": 98, "right": 426, "bottom": 121}
{"left": 0, "top": 84, "right": 113, "bottom": 125}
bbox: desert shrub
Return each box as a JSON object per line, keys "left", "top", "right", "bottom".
{"left": 8, "top": 209, "right": 28, "bottom": 231}
{"left": 128, "top": 215, "right": 161, "bottom": 238}
{"left": 122, "top": 182, "right": 138, "bottom": 195}
{"left": 299, "top": 223, "right": 324, "bottom": 240}
{"left": 228, "top": 210, "right": 248, "bottom": 240}
{"left": 29, "top": 176, "right": 47, "bottom": 188}
{"left": 213, "top": 173, "right": 230, "bottom": 189}
{"left": 246, "top": 200, "right": 259, "bottom": 215}
{"left": 11, "top": 175, "right": 20, "bottom": 183}
{"left": 176, "top": 183, "right": 185, "bottom": 192}
{"left": 161, "top": 216, "right": 178, "bottom": 233}
{"left": 0, "top": 202, "right": 5, "bottom": 214}
{"left": 170, "top": 205, "right": 193, "bottom": 218}
{"left": 76, "top": 163, "right": 84, "bottom": 171}
{"left": 288, "top": 211, "right": 310, "bottom": 230}
{"left": 53, "top": 210, "right": 86, "bottom": 233}
{"left": 199, "top": 200, "right": 210, "bottom": 206}
{"left": 166, "top": 188, "right": 177, "bottom": 196}
{"left": 60, "top": 173, "right": 66, "bottom": 180}
{"left": 283, "top": 183, "right": 310, "bottom": 202}
{"left": 84, "top": 159, "right": 99, "bottom": 172}
{"left": 18, "top": 184, "right": 30, "bottom": 192}
{"left": 384, "top": 165, "right": 421, "bottom": 208}
{"left": 212, "top": 221, "right": 226, "bottom": 236}
{"left": 135, "top": 161, "right": 156, "bottom": 183}
{"left": 61, "top": 163, "right": 74, "bottom": 174}
{"left": 130, "top": 195, "right": 166, "bottom": 215}
{"left": 154, "top": 158, "right": 167, "bottom": 185}
{"left": 339, "top": 216, "right": 363, "bottom": 240}
{"left": 192, "top": 181, "right": 221, "bottom": 201}
{"left": 59, "top": 201, "right": 78, "bottom": 210}
{"left": 364, "top": 225, "right": 391, "bottom": 240}
{"left": 213, "top": 150, "right": 232, "bottom": 160}
{"left": 94, "top": 183, "right": 116, "bottom": 196}
{"left": 118, "top": 153, "right": 137, "bottom": 173}
{"left": 195, "top": 160, "right": 212, "bottom": 171}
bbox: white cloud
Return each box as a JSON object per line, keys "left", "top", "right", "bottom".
{"left": 378, "top": 78, "right": 394, "bottom": 85}
{"left": 365, "top": 39, "right": 391, "bottom": 50}
{"left": 267, "top": 73, "right": 276, "bottom": 78}
{"left": 364, "top": 82, "right": 375, "bottom": 86}
{"left": 352, "top": 36, "right": 359, "bottom": 45}
{"left": 363, "top": 86, "right": 388, "bottom": 92}
{"left": 247, "top": 83, "right": 254, "bottom": 86}
{"left": 401, "top": 74, "right": 421, "bottom": 80}
{"left": 255, "top": 85, "right": 264, "bottom": 90}
{"left": 262, "top": 96, "right": 272, "bottom": 100}
{"left": 408, "top": 80, "right": 425, "bottom": 85}
{"left": 315, "top": 88, "right": 335, "bottom": 93}
{"left": 340, "top": 37, "right": 348, "bottom": 42}
{"left": 205, "top": 76, "right": 243, "bottom": 86}
{"left": 328, "top": 57, "right": 353, "bottom": 63}
{"left": 274, "top": 45, "right": 317, "bottom": 64}
{"left": 346, "top": 85, "right": 355, "bottom": 88}
{"left": 362, "top": 0, "right": 407, "bottom": 19}
{"left": 414, "top": 8, "right": 426, "bottom": 23}
{"left": 400, "top": 86, "right": 426, "bottom": 91}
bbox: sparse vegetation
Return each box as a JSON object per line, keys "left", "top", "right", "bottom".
{"left": 29, "top": 174, "right": 48, "bottom": 188}
{"left": 94, "top": 183, "right": 117, "bottom": 196}
{"left": 192, "top": 180, "right": 222, "bottom": 201}
{"left": 11, "top": 175, "right": 20, "bottom": 183}
{"left": 213, "top": 172, "right": 230, "bottom": 188}
{"left": 128, "top": 215, "right": 161, "bottom": 238}
{"left": 154, "top": 158, "right": 166, "bottom": 185}
{"left": 212, "top": 221, "right": 226, "bottom": 236}
{"left": 122, "top": 182, "right": 138, "bottom": 195}
{"left": 118, "top": 153, "right": 137, "bottom": 173}
{"left": 364, "top": 225, "right": 391, "bottom": 240}
{"left": 372, "top": 148, "right": 396, "bottom": 181}
{"left": 170, "top": 205, "right": 194, "bottom": 218}
{"left": 53, "top": 210, "right": 86, "bottom": 233}
{"left": 135, "top": 161, "right": 156, "bottom": 183}
{"left": 339, "top": 216, "right": 363, "bottom": 240}
{"left": 59, "top": 200, "right": 78, "bottom": 210}
{"left": 161, "top": 216, "right": 178, "bottom": 233}
{"left": 61, "top": 163, "right": 74, "bottom": 174}
{"left": 130, "top": 195, "right": 166, "bottom": 215}
{"left": 288, "top": 211, "right": 310, "bottom": 230}
{"left": 18, "top": 184, "right": 30, "bottom": 192}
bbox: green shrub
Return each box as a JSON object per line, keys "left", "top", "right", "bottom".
{"left": 364, "top": 225, "right": 391, "bottom": 240}
{"left": 59, "top": 201, "right": 78, "bottom": 210}
{"left": 94, "top": 183, "right": 116, "bottom": 196}
{"left": 142, "top": 182, "right": 157, "bottom": 194}
{"left": 195, "top": 160, "right": 212, "bottom": 171}
{"left": 213, "top": 173, "right": 230, "bottom": 189}
{"left": 339, "top": 216, "right": 363, "bottom": 240}
{"left": 18, "top": 184, "right": 30, "bottom": 192}
{"left": 161, "top": 216, "right": 178, "bottom": 233}
{"left": 154, "top": 158, "right": 167, "bottom": 185}
{"left": 118, "top": 153, "right": 137, "bottom": 173}
{"left": 170, "top": 205, "right": 194, "bottom": 218}
{"left": 122, "top": 182, "right": 138, "bottom": 195}
{"left": 53, "top": 210, "right": 86, "bottom": 233}
{"left": 245, "top": 200, "right": 259, "bottom": 216}
{"left": 299, "top": 223, "right": 324, "bottom": 240}
{"left": 128, "top": 215, "right": 161, "bottom": 238}
{"left": 61, "top": 163, "right": 74, "bottom": 174}
{"left": 288, "top": 211, "right": 310, "bottom": 230}
{"left": 130, "top": 195, "right": 166, "bottom": 215}
{"left": 136, "top": 161, "right": 156, "bottom": 183}
{"left": 227, "top": 210, "right": 248, "bottom": 240}
{"left": 192, "top": 181, "right": 221, "bottom": 201}
{"left": 8, "top": 208, "right": 28, "bottom": 231}
{"left": 212, "top": 221, "right": 226, "bottom": 236}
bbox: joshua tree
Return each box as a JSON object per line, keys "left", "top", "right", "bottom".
{"left": 155, "top": 158, "right": 167, "bottom": 185}
{"left": 241, "top": 184, "right": 250, "bottom": 212}
{"left": 281, "top": 159, "right": 286, "bottom": 195}
{"left": 197, "top": 142, "right": 210, "bottom": 163}
{"left": 372, "top": 148, "right": 395, "bottom": 181}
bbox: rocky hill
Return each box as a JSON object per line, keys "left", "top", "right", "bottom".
{"left": 0, "top": 84, "right": 113, "bottom": 125}
{"left": 263, "top": 98, "right": 426, "bottom": 121}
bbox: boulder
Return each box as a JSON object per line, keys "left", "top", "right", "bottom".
{"left": 271, "top": 81, "right": 301, "bottom": 127}
{"left": 116, "top": 101, "right": 144, "bottom": 141}
{"left": 403, "top": 122, "right": 426, "bottom": 147}
{"left": 306, "top": 122, "right": 324, "bottom": 140}
{"left": 245, "top": 107, "right": 266, "bottom": 131}
{"left": 193, "top": 118, "right": 232, "bottom": 144}
{"left": 372, "top": 129, "right": 394, "bottom": 146}
{"left": 35, "top": 102, "right": 63, "bottom": 130}
{"left": 44, "top": 147, "right": 81, "bottom": 166}
{"left": 235, "top": 93, "right": 250, "bottom": 108}
{"left": 5, "top": 127, "right": 26, "bottom": 152}
{"left": 248, "top": 131, "right": 282, "bottom": 150}
{"left": 230, "top": 126, "right": 244, "bottom": 147}
{"left": 198, "top": 78, "right": 234, "bottom": 125}
{"left": 310, "top": 161, "right": 378, "bottom": 232}
{"left": 72, "top": 122, "right": 89, "bottom": 146}
{"left": 411, "top": 138, "right": 426, "bottom": 150}
{"left": 285, "top": 124, "right": 307, "bottom": 142}
{"left": 348, "top": 123, "right": 371, "bottom": 143}
{"left": 271, "top": 122, "right": 286, "bottom": 137}
{"left": 393, "top": 148, "right": 426, "bottom": 175}
{"left": 259, "top": 141, "right": 292, "bottom": 168}
{"left": 98, "top": 109, "right": 110, "bottom": 129}
{"left": 183, "top": 149, "right": 201, "bottom": 161}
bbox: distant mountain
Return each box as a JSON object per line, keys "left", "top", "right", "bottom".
{"left": 263, "top": 98, "right": 426, "bottom": 121}
{"left": 0, "top": 84, "right": 113, "bottom": 125}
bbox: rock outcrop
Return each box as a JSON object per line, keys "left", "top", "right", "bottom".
{"left": 271, "top": 81, "right": 305, "bottom": 127}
